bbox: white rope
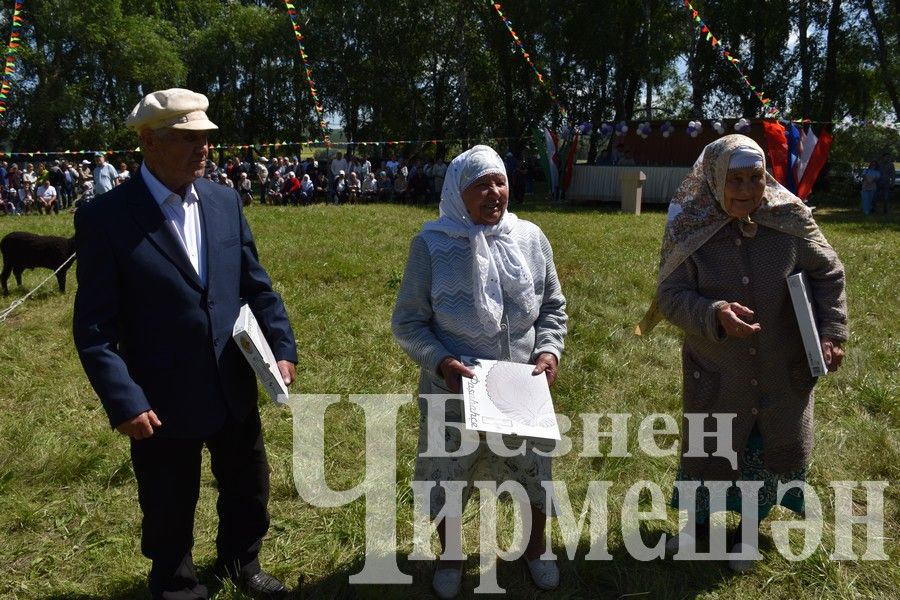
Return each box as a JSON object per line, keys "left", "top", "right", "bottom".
{"left": 0, "top": 252, "right": 76, "bottom": 323}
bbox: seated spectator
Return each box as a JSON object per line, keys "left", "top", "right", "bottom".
{"left": 299, "top": 174, "right": 314, "bottom": 204}
{"left": 334, "top": 171, "right": 347, "bottom": 204}
{"left": 282, "top": 171, "right": 301, "bottom": 205}
{"left": 313, "top": 172, "right": 328, "bottom": 202}
{"left": 36, "top": 181, "right": 59, "bottom": 214}
{"left": 393, "top": 168, "right": 408, "bottom": 204}
{"left": 267, "top": 172, "right": 285, "bottom": 205}
{"left": 347, "top": 172, "right": 361, "bottom": 203}
{"left": 238, "top": 172, "right": 253, "bottom": 206}
{"left": 377, "top": 170, "right": 393, "bottom": 202}
{"left": 18, "top": 181, "right": 35, "bottom": 214}
{"left": 361, "top": 172, "right": 377, "bottom": 202}
{"left": 0, "top": 188, "right": 14, "bottom": 215}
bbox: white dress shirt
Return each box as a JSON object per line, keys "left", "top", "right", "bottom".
{"left": 141, "top": 163, "right": 205, "bottom": 285}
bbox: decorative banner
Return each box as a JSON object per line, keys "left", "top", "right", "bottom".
{"left": 488, "top": 1, "right": 566, "bottom": 118}
{"left": 282, "top": 1, "right": 329, "bottom": 143}
{"left": 0, "top": 0, "right": 25, "bottom": 119}
{"left": 682, "top": 0, "right": 781, "bottom": 118}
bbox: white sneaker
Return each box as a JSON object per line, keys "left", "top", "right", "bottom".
{"left": 432, "top": 564, "right": 463, "bottom": 599}
{"left": 526, "top": 558, "right": 560, "bottom": 590}
{"left": 728, "top": 541, "right": 760, "bottom": 573}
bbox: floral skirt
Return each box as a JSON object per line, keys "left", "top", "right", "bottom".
{"left": 414, "top": 396, "right": 552, "bottom": 520}
{"left": 671, "top": 426, "right": 806, "bottom": 524}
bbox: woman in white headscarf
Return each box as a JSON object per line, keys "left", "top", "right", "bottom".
{"left": 637, "top": 134, "right": 848, "bottom": 572}
{"left": 392, "top": 145, "right": 567, "bottom": 597}
{"left": 299, "top": 173, "right": 314, "bottom": 204}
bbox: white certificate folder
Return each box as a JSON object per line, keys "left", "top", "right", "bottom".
{"left": 461, "top": 357, "right": 561, "bottom": 441}
{"left": 787, "top": 272, "right": 828, "bottom": 377}
{"left": 232, "top": 304, "right": 289, "bottom": 404}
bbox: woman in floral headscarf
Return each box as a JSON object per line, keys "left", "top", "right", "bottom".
{"left": 638, "top": 134, "right": 848, "bottom": 572}
{"left": 392, "top": 145, "right": 567, "bottom": 597}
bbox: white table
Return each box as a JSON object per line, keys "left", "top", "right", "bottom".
{"left": 566, "top": 165, "right": 690, "bottom": 204}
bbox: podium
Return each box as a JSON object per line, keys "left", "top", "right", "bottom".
{"left": 620, "top": 170, "right": 646, "bottom": 214}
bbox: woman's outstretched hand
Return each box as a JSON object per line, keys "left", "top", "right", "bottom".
{"left": 716, "top": 302, "right": 762, "bottom": 338}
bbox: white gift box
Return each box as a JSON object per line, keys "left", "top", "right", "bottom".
{"left": 787, "top": 272, "right": 828, "bottom": 377}
{"left": 232, "top": 304, "right": 289, "bottom": 404}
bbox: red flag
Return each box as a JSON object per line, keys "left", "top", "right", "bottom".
{"left": 762, "top": 120, "right": 789, "bottom": 186}
{"left": 796, "top": 129, "right": 832, "bottom": 200}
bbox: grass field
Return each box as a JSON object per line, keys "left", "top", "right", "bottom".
{"left": 0, "top": 197, "right": 897, "bottom": 599}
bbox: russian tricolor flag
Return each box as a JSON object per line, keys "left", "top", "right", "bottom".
{"left": 762, "top": 120, "right": 832, "bottom": 200}
{"left": 532, "top": 126, "right": 579, "bottom": 196}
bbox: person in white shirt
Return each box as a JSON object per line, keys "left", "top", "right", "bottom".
{"left": 117, "top": 162, "right": 132, "bottom": 185}
{"left": 36, "top": 182, "right": 58, "bottom": 214}
{"left": 93, "top": 154, "right": 119, "bottom": 195}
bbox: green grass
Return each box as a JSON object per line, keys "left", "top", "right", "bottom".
{"left": 0, "top": 199, "right": 897, "bottom": 599}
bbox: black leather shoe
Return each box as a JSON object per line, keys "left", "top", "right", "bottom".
{"left": 239, "top": 571, "right": 289, "bottom": 599}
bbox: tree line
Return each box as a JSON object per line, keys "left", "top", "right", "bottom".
{"left": 1, "top": 0, "right": 897, "bottom": 156}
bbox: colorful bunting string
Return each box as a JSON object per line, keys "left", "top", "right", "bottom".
{"left": 682, "top": 0, "right": 781, "bottom": 118}
{"left": 282, "top": 1, "right": 329, "bottom": 143}
{"left": 0, "top": 135, "right": 533, "bottom": 159}
{"left": 0, "top": 0, "right": 25, "bottom": 119}
{"left": 488, "top": 1, "right": 566, "bottom": 118}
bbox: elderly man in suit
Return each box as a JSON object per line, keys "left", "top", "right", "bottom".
{"left": 73, "top": 88, "right": 297, "bottom": 599}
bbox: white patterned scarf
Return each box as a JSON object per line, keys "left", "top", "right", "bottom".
{"left": 422, "top": 145, "right": 536, "bottom": 335}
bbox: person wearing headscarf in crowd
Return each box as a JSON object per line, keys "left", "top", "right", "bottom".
{"left": 392, "top": 145, "right": 568, "bottom": 598}
{"left": 637, "top": 134, "right": 848, "bottom": 572}
{"left": 333, "top": 170, "right": 347, "bottom": 204}
{"left": 237, "top": 171, "right": 253, "bottom": 207}
{"left": 299, "top": 173, "right": 314, "bottom": 204}
{"left": 346, "top": 171, "right": 361, "bottom": 203}
{"left": 361, "top": 171, "right": 377, "bottom": 202}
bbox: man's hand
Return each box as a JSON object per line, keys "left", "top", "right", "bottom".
{"left": 116, "top": 410, "right": 162, "bottom": 440}
{"left": 532, "top": 353, "right": 559, "bottom": 386}
{"left": 716, "top": 302, "right": 762, "bottom": 338}
{"left": 278, "top": 360, "right": 297, "bottom": 386}
{"left": 821, "top": 337, "right": 845, "bottom": 371}
{"left": 438, "top": 356, "right": 476, "bottom": 393}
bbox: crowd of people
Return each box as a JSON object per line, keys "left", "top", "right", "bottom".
{"left": 205, "top": 149, "right": 535, "bottom": 207}
{"left": 0, "top": 153, "right": 135, "bottom": 215}
{"left": 0, "top": 148, "right": 538, "bottom": 217}
{"left": 210, "top": 151, "right": 450, "bottom": 206}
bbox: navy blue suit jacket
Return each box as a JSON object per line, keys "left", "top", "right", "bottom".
{"left": 73, "top": 172, "right": 298, "bottom": 438}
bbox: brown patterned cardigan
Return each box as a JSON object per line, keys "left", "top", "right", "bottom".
{"left": 657, "top": 220, "right": 848, "bottom": 480}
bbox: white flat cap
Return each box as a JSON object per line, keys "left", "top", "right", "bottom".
{"left": 126, "top": 88, "right": 218, "bottom": 132}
